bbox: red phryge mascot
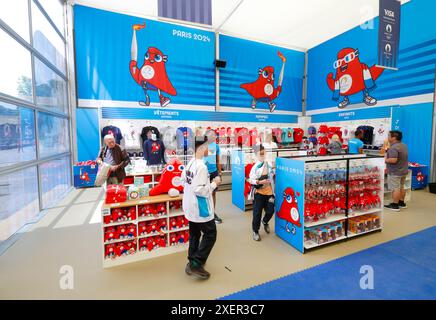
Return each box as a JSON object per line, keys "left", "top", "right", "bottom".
{"left": 327, "top": 48, "right": 384, "bottom": 109}
{"left": 240, "top": 51, "right": 287, "bottom": 113}
{"left": 149, "top": 158, "right": 184, "bottom": 196}
{"left": 130, "top": 23, "right": 177, "bottom": 107}
{"left": 277, "top": 187, "right": 301, "bottom": 234}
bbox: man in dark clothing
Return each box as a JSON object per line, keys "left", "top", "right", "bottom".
{"left": 384, "top": 130, "right": 409, "bottom": 212}
{"left": 97, "top": 135, "right": 131, "bottom": 185}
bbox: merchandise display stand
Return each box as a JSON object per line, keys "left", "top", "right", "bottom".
{"left": 231, "top": 148, "right": 307, "bottom": 211}
{"left": 123, "top": 170, "right": 162, "bottom": 186}
{"left": 101, "top": 194, "right": 188, "bottom": 268}
{"left": 274, "top": 154, "right": 385, "bottom": 253}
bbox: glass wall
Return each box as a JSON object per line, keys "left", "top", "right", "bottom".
{"left": 0, "top": 0, "right": 71, "bottom": 244}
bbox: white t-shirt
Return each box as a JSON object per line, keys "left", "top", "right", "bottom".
{"left": 341, "top": 126, "right": 351, "bottom": 144}
{"left": 374, "top": 124, "right": 388, "bottom": 146}
{"left": 123, "top": 125, "right": 141, "bottom": 149}
{"left": 181, "top": 158, "right": 217, "bottom": 223}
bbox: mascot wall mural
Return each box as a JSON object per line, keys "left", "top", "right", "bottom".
{"left": 326, "top": 48, "right": 384, "bottom": 109}
{"left": 130, "top": 23, "right": 177, "bottom": 107}
{"left": 240, "top": 51, "right": 287, "bottom": 113}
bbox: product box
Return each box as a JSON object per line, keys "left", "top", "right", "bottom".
{"left": 105, "top": 185, "right": 128, "bottom": 204}
{"left": 128, "top": 186, "right": 140, "bottom": 200}
{"left": 134, "top": 176, "right": 144, "bottom": 187}
{"left": 138, "top": 185, "right": 150, "bottom": 198}
{"left": 73, "top": 161, "right": 98, "bottom": 188}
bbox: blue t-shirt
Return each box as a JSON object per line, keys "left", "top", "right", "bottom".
{"left": 204, "top": 143, "right": 220, "bottom": 173}
{"left": 348, "top": 138, "right": 364, "bottom": 154}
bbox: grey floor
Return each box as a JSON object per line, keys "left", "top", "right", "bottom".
{"left": 0, "top": 187, "right": 435, "bottom": 299}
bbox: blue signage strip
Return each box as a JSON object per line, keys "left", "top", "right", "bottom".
{"left": 311, "top": 106, "right": 393, "bottom": 123}
{"left": 378, "top": 0, "right": 401, "bottom": 69}
{"left": 101, "top": 107, "right": 298, "bottom": 123}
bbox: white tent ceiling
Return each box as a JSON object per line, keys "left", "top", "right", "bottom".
{"left": 73, "top": 0, "right": 410, "bottom": 50}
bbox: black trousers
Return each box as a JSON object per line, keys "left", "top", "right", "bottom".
{"left": 252, "top": 193, "right": 275, "bottom": 233}
{"left": 188, "top": 220, "right": 217, "bottom": 266}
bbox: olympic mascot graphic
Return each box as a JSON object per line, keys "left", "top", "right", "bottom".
{"left": 277, "top": 187, "right": 301, "bottom": 235}
{"left": 240, "top": 51, "right": 287, "bottom": 113}
{"left": 327, "top": 48, "right": 384, "bottom": 109}
{"left": 129, "top": 23, "right": 177, "bottom": 107}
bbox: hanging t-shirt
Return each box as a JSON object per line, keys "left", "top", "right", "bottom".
{"left": 204, "top": 142, "right": 221, "bottom": 173}
{"left": 287, "top": 128, "right": 294, "bottom": 143}
{"left": 143, "top": 139, "right": 166, "bottom": 165}
{"left": 281, "top": 128, "right": 289, "bottom": 144}
{"left": 141, "top": 126, "right": 160, "bottom": 143}
{"left": 373, "top": 124, "right": 388, "bottom": 146}
{"left": 234, "top": 127, "right": 249, "bottom": 147}
{"left": 272, "top": 128, "right": 282, "bottom": 144}
{"left": 102, "top": 126, "right": 123, "bottom": 144}
{"left": 293, "top": 128, "right": 304, "bottom": 143}
{"left": 176, "top": 127, "right": 194, "bottom": 151}
{"left": 123, "top": 124, "right": 141, "bottom": 149}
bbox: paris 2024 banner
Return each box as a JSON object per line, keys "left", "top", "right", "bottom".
{"left": 74, "top": 5, "right": 216, "bottom": 109}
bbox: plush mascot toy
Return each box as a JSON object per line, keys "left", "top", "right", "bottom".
{"left": 149, "top": 158, "right": 184, "bottom": 196}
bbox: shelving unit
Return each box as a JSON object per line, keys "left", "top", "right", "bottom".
{"left": 274, "top": 154, "right": 385, "bottom": 253}
{"left": 101, "top": 194, "right": 188, "bottom": 268}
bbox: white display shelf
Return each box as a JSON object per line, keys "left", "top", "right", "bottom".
{"left": 103, "top": 243, "right": 189, "bottom": 269}
{"left": 169, "top": 210, "right": 185, "bottom": 218}
{"left": 304, "top": 214, "right": 346, "bottom": 228}
{"left": 104, "top": 236, "right": 137, "bottom": 245}
{"left": 168, "top": 226, "right": 189, "bottom": 233}
{"left": 304, "top": 235, "right": 347, "bottom": 250}
{"left": 138, "top": 231, "right": 167, "bottom": 239}
{"left": 347, "top": 228, "right": 382, "bottom": 238}
{"left": 103, "top": 220, "right": 136, "bottom": 228}
{"left": 102, "top": 194, "right": 187, "bottom": 268}
{"left": 348, "top": 208, "right": 382, "bottom": 218}
{"left": 138, "top": 215, "right": 167, "bottom": 222}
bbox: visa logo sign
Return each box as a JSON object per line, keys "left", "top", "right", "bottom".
{"left": 384, "top": 9, "right": 395, "bottom": 18}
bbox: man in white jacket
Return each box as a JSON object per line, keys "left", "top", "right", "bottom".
{"left": 181, "top": 136, "right": 221, "bottom": 280}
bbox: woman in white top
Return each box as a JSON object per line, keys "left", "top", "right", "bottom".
{"left": 248, "top": 144, "right": 275, "bottom": 241}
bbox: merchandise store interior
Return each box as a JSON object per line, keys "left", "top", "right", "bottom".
{"left": 0, "top": 0, "right": 435, "bottom": 300}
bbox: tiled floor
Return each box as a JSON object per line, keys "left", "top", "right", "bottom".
{"left": 0, "top": 188, "right": 435, "bottom": 299}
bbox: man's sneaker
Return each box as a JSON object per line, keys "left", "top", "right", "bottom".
{"left": 253, "top": 232, "right": 261, "bottom": 241}
{"left": 384, "top": 203, "right": 400, "bottom": 212}
{"left": 214, "top": 213, "right": 223, "bottom": 224}
{"left": 263, "top": 222, "right": 271, "bottom": 234}
{"left": 185, "top": 262, "right": 210, "bottom": 280}
{"left": 398, "top": 201, "right": 408, "bottom": 209}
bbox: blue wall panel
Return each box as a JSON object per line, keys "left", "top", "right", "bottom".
{"left": 391, "top": 103, "right": 434, "bottom": 166}
{"left": 219, "top": 35, "right": 305, "bottom": 113}
{"left": 76, "top": 108, "right": 100, "bottom": 161}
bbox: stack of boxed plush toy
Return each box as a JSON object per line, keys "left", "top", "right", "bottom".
{"left": 304, "top": 221, "right": 345, "bottom": 244}
{"left": 348, "top": 214, "right": 380, "bottom": 234}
